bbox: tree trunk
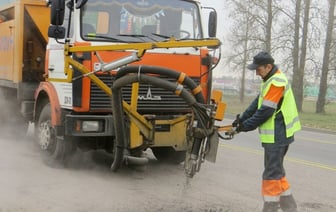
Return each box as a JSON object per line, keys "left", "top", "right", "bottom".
{"left": 316, "top": 0, "right": 335, "bottom": 113}
{"left": 292, "top": 0, "right": 302, "bottom": 111}
{"left": 297, "top": 0, "right": 311, "bottom": 112}
{"left": 265, "top": 0, "right": 273, "bottom": 52}
{"left": 240, "top": 14, "right": 251, "bottom": 103}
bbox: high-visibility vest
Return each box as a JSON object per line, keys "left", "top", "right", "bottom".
{"left": 258, "top": 71, "right": 301, "bottom": 143}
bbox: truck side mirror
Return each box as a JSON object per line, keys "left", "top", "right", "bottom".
{"left": 48, "top": 25, "right": 66, "bottom": 39}
{"left": 75, "top": 0, "right": 88, "bottom": 9}
{"left": 208, "top": 11, "right": 217, "bottom": 38}
{"left": 50, "top": 0, "right": 65, "bottom": 25}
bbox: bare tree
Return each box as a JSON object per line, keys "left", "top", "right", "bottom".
{"left": 291, "top": 0, "right": 311, "bottom": 112}
{"left": 291, "top": 0, "right": 302, "bottom": 110}
{"left": 316, "top": 0, "right": 335, "bottom": 113}
{"left": 224, "top": 0, "right": 328, "bottom": 108}
{"left": 225, "top": 0, "right": 276, "bottom": 102}
{"left": 266, "top": 0, "right": 273, "bottom": 52}
{"left": 240, "top": 14, "right": 250, "bottom": 103}
{"left": 225, "top": 0, "right": 258, "bottom": 103}
{"left": 298, "top": 0, "right": 311, "bottom": 109}
{"left": 328, "top": 27, "right": 336, "bottom": 82}
{"left": 272, "top": 0, "right": 325, "bottom": 112}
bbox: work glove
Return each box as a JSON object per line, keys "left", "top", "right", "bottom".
{"left": 232, "top": 114, "right": 241, "bottom": 127}
{"left": 232, "top": 114, "right": 245, "bottom": 133}
{"left": 235, "top": 122, "right": 244, "bottom": 133}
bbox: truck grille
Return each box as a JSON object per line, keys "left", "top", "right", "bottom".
{"left": 90, "top": 74, "right": 200, "bottom": 114}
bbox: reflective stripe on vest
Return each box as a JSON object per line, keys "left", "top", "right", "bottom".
{"left": 259, "top": 116, "right": 300, "bottom": 135}
{"left": 258, "top": 71, "right": 301, "bottom": 143}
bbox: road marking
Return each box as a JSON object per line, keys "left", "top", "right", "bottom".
{"left": 285, "top": 157, "right": 336, "bottom": 171}
{"left": 296, "top": 136, "right": 336, "bottom": 145}
{"left": 220, "top": 143, "right": 336, "bottom": 172}
{"left": 220, "top": 143, "right": 263, "bottom": 156}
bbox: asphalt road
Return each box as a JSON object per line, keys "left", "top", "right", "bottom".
{"left": 0, "top": 124, "right": 335, "bottom": 212}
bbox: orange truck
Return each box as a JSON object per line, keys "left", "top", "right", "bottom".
{"left": 0, "top": 0, "right": 228, "bottom": 177}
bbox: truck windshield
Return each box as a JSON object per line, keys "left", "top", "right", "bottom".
{"left": 80, "top": 0, "right": 202, "bottom": 42}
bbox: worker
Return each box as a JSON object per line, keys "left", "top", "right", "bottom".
{"left": 232, "top": 51, "right": 301, "bottom": 212}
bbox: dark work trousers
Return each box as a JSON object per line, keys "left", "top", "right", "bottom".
{"left": 262, "top": 145, "right": 291, "bottom": 202}
{"left": 263, "top": 145, "right": 288, "bottom": 180}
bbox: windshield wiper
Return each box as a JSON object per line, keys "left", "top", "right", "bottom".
{"left": 151, "top": 33, "right": 170, "bottom": 39}
{"left": 117, "top": 34, "right": 159, "bottom": 42}
{"left": 84, "top": 34, "right": 127, "bottom": 43}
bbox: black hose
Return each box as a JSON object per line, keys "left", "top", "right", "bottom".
{"left": 113, "top": 74, "right": 197, "bottom": 105}
{"left": 111, "top": 74, "right": 198, "bottom": 171}
{"left": 116, "top": 66, "right": 207, "bottom": 157}
{"left": 110, "top": 87, "right": 125, "bottom": 171}
{"left": 115, "top": 65, "right": 205, "bottom": 104}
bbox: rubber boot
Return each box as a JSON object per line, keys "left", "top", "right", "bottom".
{"left": 262, "top": 202, "right": 279, "bottom": 212}
{"left": 280, "top": 194, "right": 297, "bottom": 212}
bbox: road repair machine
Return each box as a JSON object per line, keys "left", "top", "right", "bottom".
{"left": 0, "top": 0, "right": 234, "bottom": 177}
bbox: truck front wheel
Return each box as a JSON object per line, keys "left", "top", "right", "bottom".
{"left": 35, "top": 103, "right": 76, "bottom": 162}
{"left": 151, "top": 147, "right": 186, "bottom": 164}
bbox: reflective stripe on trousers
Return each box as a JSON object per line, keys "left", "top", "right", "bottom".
{"left": 262, "top": 176, "right": 291, "bottom": 202}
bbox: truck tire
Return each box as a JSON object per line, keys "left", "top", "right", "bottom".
{"left": 151, "top": 147, "right": 186, "bottom": 164}
{"left": 35, "top": 103, "right": 76, "bottom": 162}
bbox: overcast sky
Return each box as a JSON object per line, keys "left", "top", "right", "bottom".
{"left": 201, "top": 0, "right": 227, "bottom": 40}
{"left": 200, "top": 0, "right": 229, "bottom": 77}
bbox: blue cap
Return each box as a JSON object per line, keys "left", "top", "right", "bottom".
{"left": 247, "top": 51, "right": 275, "bottom": 70}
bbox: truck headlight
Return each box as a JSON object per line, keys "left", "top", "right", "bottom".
{"left": 82, "top": 120, "right": 102, "bottom": 132}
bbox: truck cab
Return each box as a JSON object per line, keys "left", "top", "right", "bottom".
{"left": 34, "top": 0, "right": 222, "bottom": 177}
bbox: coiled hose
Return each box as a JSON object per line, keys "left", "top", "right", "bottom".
{"left": 111, "top": 66, "right": 210, "bottom": 171}
{"left": 116, "top": 66, "right": 208, "bottom": 159}
{"left": 115, "top": 65, "right": 205, "bottom": 104}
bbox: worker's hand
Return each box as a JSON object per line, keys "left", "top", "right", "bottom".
{"left": 232, "top": 114, "right": 247, "bottom": 133}
{"left": 236, "top": 120, "right": 249, "bottom": 133}
{"left": 235, "top": 123, "right": 243, "bottom": 133}
{"left": 232, "top": 114, "right": 241, "bottom": 127}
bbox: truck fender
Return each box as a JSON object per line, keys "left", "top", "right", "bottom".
{"left": 34, "top": 82, "right": 61, "bottom": 126}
